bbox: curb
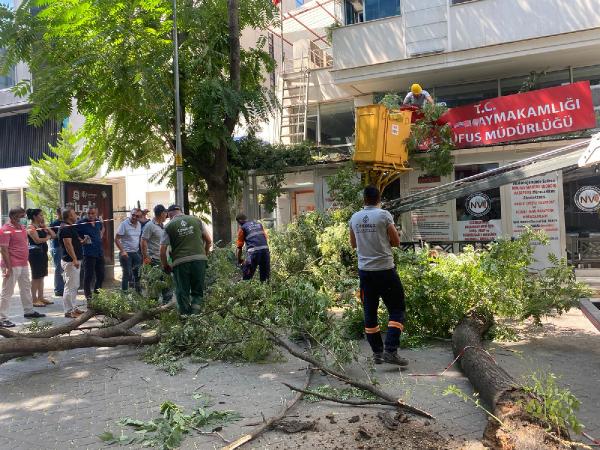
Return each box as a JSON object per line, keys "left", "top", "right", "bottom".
{"left": 579, "top": 298, "right": 600, "bottom": 332}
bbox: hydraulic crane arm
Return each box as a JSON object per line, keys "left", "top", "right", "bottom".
{"left": 385, "top": 133, "right": 600, "bottom": 214}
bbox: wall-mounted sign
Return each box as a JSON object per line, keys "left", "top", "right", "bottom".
{"left": 574, "top": 185, "right": 600, "bottom": 212}
{"left": 60, "top": 181, "right": 114, "bottom": 265}
{"left": 465, "top": 192, "right": 491, "bottom": 218}
{"left": 441, "top": 81, "right": 596, "bottom": 148}
{"left": 511, "top": 173, "right": 562, "bottom": 269}
{"left": 407, "top": 171, "right": 452, "bottom": 241}
{"left": 456, "top": 164, "right": 502, "bottom": 241}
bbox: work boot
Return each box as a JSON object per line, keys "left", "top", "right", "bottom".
{"left": 373, "top": 352, "right": 384, "bottom": 364}
{"left": 383, "top": 351, "right": 409, "bottom": 366}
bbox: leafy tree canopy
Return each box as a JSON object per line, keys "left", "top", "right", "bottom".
{"left": 0, "top": 0, "right": 278, "bottom": 242}
{"left": 26, "top": 126, "right": 102, "bottom": 215}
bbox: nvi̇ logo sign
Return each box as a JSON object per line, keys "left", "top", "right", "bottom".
{"left": 575, "top": 186, "right": 600, "bottom": 212}
{"left": 465, "top": 192, "right": 491, "bottom": 217}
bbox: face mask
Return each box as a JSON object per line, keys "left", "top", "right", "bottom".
{"left": 19, "top": 218, "right": 28, "bottom": 226}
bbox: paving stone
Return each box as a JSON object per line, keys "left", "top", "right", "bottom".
{"left": 1, "top": 285, "right": 599, "bottom": 447}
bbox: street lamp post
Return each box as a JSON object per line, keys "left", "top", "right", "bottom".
{"left": 172, "top": 0, "right": 185, "bottom": 209}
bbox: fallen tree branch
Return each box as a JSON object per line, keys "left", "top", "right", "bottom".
{"left": 222, "top": 367, "right": 313, "bottom": 450}
{"left": 0, "top": 309, "right": 97, "bottom": 339}
{"left": 235, "top": 315, "right": 434, "bottom": 420}
{"left": 282, "top": 382, "right": 398, "bottom": 407}
{"left": 0, "top": 304, "right": 173, "bottom": 365}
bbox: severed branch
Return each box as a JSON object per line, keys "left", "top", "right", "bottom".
{"left": 0, "top": 304, "right": 173, "bottom": 365}
{"left": 0, "top": 309, "right": 97, "bottom": 339}
{"left": 282, "top": 382, "right": 399, "bottom": 408}
{"left": 235, "top": 315, "right": 434, "bottom": 420}
{"left": 223, "top": 367, "right": 314, "bottom": 450}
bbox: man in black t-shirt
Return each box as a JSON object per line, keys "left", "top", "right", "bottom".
{"left": 58, "top": 207, "right": 84, "bottom": 318}
{"left": 49, "top": 207, "right": 64, "bottom": 296}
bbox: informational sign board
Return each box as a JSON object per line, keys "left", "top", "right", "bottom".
{"left": 511, "top": 173, "right": 562, "bottom": 269}
{"left": 408, "top": 172, "right": 452, "bottom": 241}
{"left": 441, "top": 81, "right": 596, "bottom": 148}
{"left": 60, "top": 182, "right": 114, "bottom": 264}
{"left": 456, "top": 164, "right": 502, "bottom": 241}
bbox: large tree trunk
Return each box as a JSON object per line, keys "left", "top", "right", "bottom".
{"left": 452, "top": 313, "right": 570, "bottom": 449}
{"left": 207, "top": 174, "right": 232, "bottom": 246}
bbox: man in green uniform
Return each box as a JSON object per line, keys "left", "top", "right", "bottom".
{"left": 160, "top": 205, "right": 212, "bottom": 315}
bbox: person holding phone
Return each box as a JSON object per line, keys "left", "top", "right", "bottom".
{"left": 77, "top": 207, "right": 105, "bottom": 302}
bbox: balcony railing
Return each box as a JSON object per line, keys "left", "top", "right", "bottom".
{"left": 281, "top": 44, "right": 333, "bottom": 75}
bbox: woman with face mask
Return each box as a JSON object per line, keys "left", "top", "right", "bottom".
{"left": 26, "top": 209, "right": 56, "bottom": 307}
{"left": 0, "top": 207, "right": 46, "bottom": 327}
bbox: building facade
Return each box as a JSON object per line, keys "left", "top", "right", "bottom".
{"left": 2, "top": 0, "right": 600, "bottom": 267}
{"left": 246, "top": 0, "right": 600, "bottom": 267}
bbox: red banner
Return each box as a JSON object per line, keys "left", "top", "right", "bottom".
{"left": 440, "top": 81, "right": 597, "bottom": 148}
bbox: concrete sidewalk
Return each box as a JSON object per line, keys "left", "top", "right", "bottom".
{"left": 0, "top": 280, "right": 598, "bottom": 448}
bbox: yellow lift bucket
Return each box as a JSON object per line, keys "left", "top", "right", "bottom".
{"left": 354, "top": 104, "right": 412, "bottom": 167}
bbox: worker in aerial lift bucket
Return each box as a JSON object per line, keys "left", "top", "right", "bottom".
{"left": 403, "top": 83, "right": 434, "bottom": 108}
{"left": 349, "top": 186, "right": 409, "bottom": 366}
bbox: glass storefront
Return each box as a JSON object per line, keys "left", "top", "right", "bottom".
{"left": 563, "top": 167, "right": 600, "bottom": 235}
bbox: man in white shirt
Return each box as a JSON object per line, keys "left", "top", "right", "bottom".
{"left": 349, "top": 186, "right": 408, "bottom": 366}
{"left": 115, "top": 208, "right": 142, "bottom": 292}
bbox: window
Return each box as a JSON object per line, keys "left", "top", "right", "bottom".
{"left": 364, "top": 0, "right": 400, "bottom": 21}
{"left": 295, "top": 0, "right": 304, "bottom": 7}
{"left": 0, "top": 50, "right": 15, "bottom": 89}
{"left": 305, "top": 105, "right": 318, "bottom": 143}
{"left": 500, "top": 69, "right": 570, "bottom": 96}
{"left": 1, "top": 189, "right": 22, "bottom": 224}
{"left": 451, "top": 0, "right": 477, "bottom": 4}
{"left": 573, "top": 64, "right": 600, "bottom": 128}
{"left": 344, "top": 0, "right": 364, "bottom": 24}
{"left": 434, "top": 80, "right": 498, "bottom": 108}
{"left": 319, "top": 101, "right": 354, "bottom": 146}
{"left": 0, "top": 67, "right": 15, "bottom": 90}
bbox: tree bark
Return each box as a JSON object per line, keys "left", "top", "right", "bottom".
{"left": 0, "top": 333, "right": 159, "bottom": 354}
{"left": 207, "top": 174, "right": 232, "bottom": 245}
{"left": 452, "top": 313, "right": 570, "bottom": 449}
{"left": 203, "top": 0, "right": 239, "bottom": 246}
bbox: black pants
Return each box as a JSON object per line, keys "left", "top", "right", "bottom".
{"left": 359, "top": 268, "right": 406, "bottom": 353}
{"left": 242, "top": 249, "right": 270, "bottom": 282}
{"left": 83, "top": 255, "right": 105, "bottom": 300}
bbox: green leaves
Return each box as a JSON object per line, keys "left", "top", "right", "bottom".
{"left": 396, "top": 227, "right": 590, "bottom": 340}
{"left": 104, "top": 400, "right": 239, "bottom": 449}
{"left": 304, "top": 384, "right": 376, "bottom": 403}
{"left": 26, "top": 126, "right": 102, "bottom": 215}
{"left": 378, "top": 96, "right": 455, "bottom": 176}
{"left": 522, "top": 372, "right": 583, "bottom": 434}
